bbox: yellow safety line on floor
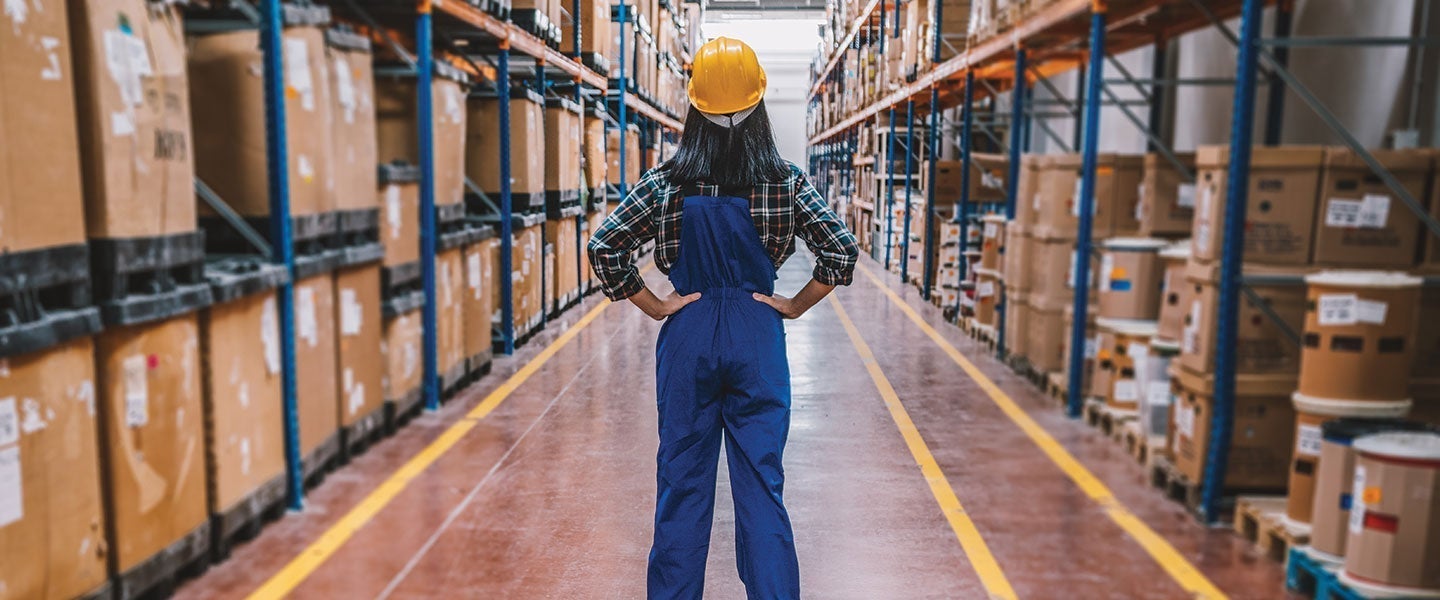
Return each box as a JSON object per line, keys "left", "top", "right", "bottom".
{"left": 855, "top": 262, "right": 1227, "bottom": 600}
{"left": 246, "top": 297, "right": 616, "bottom": 600}
{"left": 829, "top": 295, "right": 1018, "bottom": 600}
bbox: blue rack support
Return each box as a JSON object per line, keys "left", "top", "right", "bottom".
{"left": 417, "top": 5, "right": 441, "bottom": 411}
{"left": 498, "top": 43, "right": 517, "bottom": 355}
{"left": 955, "top": 71, "right": 975, "bottom": 317}
{"left": 617, "top": 3, "right": 629, "bottom": 199}
{"left": 885, "top": 107, "right": 898, "bottom": 267}
{"left": 923, "top": 86, "right": 939, "bottom": 300}
{"left": 997, "top": 48, "right": 1027, "bottom": 357}
{"left": 1065, "top": 5, "right": 1105, "bottom": 420}
{"left": 259, "top": 0, "right": 303, "bottom": 510}
{"left": 900, "top": 99, "right": 915, "bottom": 283}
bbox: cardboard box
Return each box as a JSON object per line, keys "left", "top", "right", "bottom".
{"left": 0, "top": 0, "right": 86, "bottom": 254}
{"left": 1192, "top": 145, "right": 1325, "bottom": 265}
{"left": 1178, "top": 260, "right": 1308, "bottom": 376}
{"left": 293, "top": 274, "right": 339, "bottom": 458}
{"left": 463, "top": 234, "right": 499, "bottom": 361}
{"left": 562, "top": 0, "right": 613, "bottom": 57}
{"left": 1027, "top": 305, "right": 1067, "bottom": 373}
{"left": 96, "top": 314, "right": 208, "bottom": 571}
{"left": 1312, "top": 148, "right": 1429, "bottom": 267}
{"left": 973, "top": 271, "right": 1001, "bottom": 326}
{"left": 201, "top": 289, "right": 284, "bottom": 518}
{"left": 1417, "top": 286, "right": 1440, "bottom": 379}
{"left": 978, "top": 215, "right": 1005, "bottom": 271}
{"left": 607, "top": 124, "right": 642, "bottom": 187}
{"left": 71, "top": 1, "right": 195, "bottom": 239}
{"left": 1156, "top": 242, "right": 1190, "bottom": 343}
{"left": 545, "top": 98, "right": 583, "bottom": 196}
{"left": 583, "top": 107, "right": 609, "bottom": 189}
{"left": 375, "top": 65, "right": 468, "bottom": 207}
{"left": 437, "top": 247, "right": 467, "bottom": 381}
{"left": 501, "top": 220, "right": 546, "bottom": 330}
{"left": 382, "top": 310, "right": 423, "bottom": 405}
{"left": 1012, "top": 155, "right": 1045, "bottom": 229}
{"left": 1169, "top": 365, "right": 1296, "bottom": 491}
{"left": 1028, "top": 238, "right": 1096, "bottom": 311}
{"left": 468, "top": 88, "right": 547, "bottom": 199}
{"left": 326, "top": 31, "right": 378, "bottom": 211}
{"left": 1004, "top": 291, "right": 1029, "bottom": 360}
{"left": 1032, "top": 153, "right": 1143, "bottom": 240}
{"left": 334, "top": 265, "right": 384, "bottom": 428}
{"left": 379, "top": 165, "right": 420, "bottom": 268}
{"left": 1138, "top": 153, "right": 1197, "bottom": 238}
{"left": 0, "top": 338, "right": 109, "bottom": 600}
{"left": 1061, "top": 305, "right": 1099, "bottom": 398}
{"left": 190, "top": 26, "right": 333, "bottom": 218}
{"left": 547, "top": 217, "right": 581, "bottom": 309}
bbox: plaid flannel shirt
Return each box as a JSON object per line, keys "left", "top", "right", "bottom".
{"left": 588, "top": 163, "right": 860, "bottom": 301}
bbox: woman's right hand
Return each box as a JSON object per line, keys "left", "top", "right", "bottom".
{"left": 629, "top": 288, "right": 703, "bottom": 321}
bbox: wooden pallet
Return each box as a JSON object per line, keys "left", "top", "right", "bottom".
{"left": 1235, "top": 496, "right": 1310, "bottom": 563}
{"left": 211, "top": 473, "right": 288, "bottom": 562}
{"left": 1097, "top": 404, "right": 1138, "bottom": 438}
{"left": 1149, "top": 455, "right": 1210, "bottom": 518}
{"left": 341, "top": 406, "right": 390, "bottom": 462}
{"left": 113, "top": 522, "right": 211, "bottom": 600}
{"left": 1045, "top": 371, "right": 1067, "bottom": 404}
{"left": 1122, "top": 421, "right": 1166, "bottom": 468}
{"left": 300, "top": 432, "right": 343, "bottom": 490}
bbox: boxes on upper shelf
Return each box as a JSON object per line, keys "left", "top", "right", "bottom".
{"left": 468, "top": 88, "right": 547, "bottom": 213}
{"left": 1032, "top": 153, "right": 1143, "bottom": 241}
{"left": 1313, "top": 147, "right": 1429, "bottom": 268}
{"left": 1191, "top": 145, "right": 1325, "bottom": 266}
{"left": 1168, "top": 365, "right": 1296, "bottom": 492}
{"left": 376, "top": 61, "right": 469, "bottom": 208}
{"left": 1137, "top": 153, "right": 1197, "bottom": 238}
{"left": 1178, "top": 259, "right": 1309, "bottom": 376}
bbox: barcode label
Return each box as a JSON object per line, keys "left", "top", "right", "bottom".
{"left": 1296, "top": 424, "right": 1322, "bottom": 457}
{"left": 1317, "top": 294, "right": 1359, "bottom": 326}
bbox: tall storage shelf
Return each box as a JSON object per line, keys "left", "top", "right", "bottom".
{"left": 0, "top": 0, "right": 692, "bottom": 598}
{"left": 806, "top": 2, "right": 1440, "bottom": 592}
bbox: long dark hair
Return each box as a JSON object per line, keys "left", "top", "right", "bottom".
{"left": 663, "top": 101, "right": 790, "bottom": 190}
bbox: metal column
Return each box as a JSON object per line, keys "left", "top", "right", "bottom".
{"left": 954, "top": 72, "right": 974, "bottom": 314}
{"left": 1066, "top": 7, "right": 1106, "bottom": 419}
{"left": 498, "top": 44, "right": 517, "bottom": 355}
{"left": 1203, "top": 0, "right": 1264, "bottom": 522}
{"left": 901, "top": 99, "right": 916, "bottom": 282}
{"left": 417, "top": 5, "right": 440, "bottom": 411}
{"left": 260, "top": 0, "right": 303, "bottom": 510}
{"left": 885, "top": 107, "right": 898, "bottom": 268}
{"left": 923, "top": 85, "right": 940, "bottom": 299}
{"left": 998, "top": 48, "right": 1027, "bottom": 356}
{"left": 617, "top": 4, "right": 630, "bottom": 198}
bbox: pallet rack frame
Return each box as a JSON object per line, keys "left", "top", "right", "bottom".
{"left": 806, "top": 0, "right": 1440, "bottom": 524}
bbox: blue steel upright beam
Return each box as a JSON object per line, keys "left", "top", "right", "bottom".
{"left": 1203, "top": 0, "right": 1264, "bottom": 523}
{"left": 259, "top": 0, "right": 303, "bottom": 510}
{"left": 617, "top": 3, "right": 629, "bottom": 198}
{"left": 923, "top": 87, "right": 939, "bottom": 299}
{"left": 885, "top": 108, "right": 898, "bottom": 268}
{"left": 955, "top": 71, "right": 974, "bottom": 315}
{"left": 1066, "top": 7, "right": 1106, "bottom": 419}
{"left": 998, "top": 49, "right": 1027, "bottom": 357}
{"left": 901, "top": 99, "right": 915, "bottom": 282}
{"left": 498, "top": 44, "right": 516, "bottom": 355}
{"left": 417, "top": 4, "right": 440, "bottom": 411}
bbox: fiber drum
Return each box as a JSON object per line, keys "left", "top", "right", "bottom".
{"left": 1309, "top": 418, "right": 1434, "bottom": 563}
{"left": 1098, "top": 238, "right": 1168, "bottom": 321}
{"left": 1285, "top": 394, "right": 1412, "bottom": 528}
{"left": 1300, "top": 271, "right": 1422, "bottom": 402}
{"left": 1341, "top": 432, "right": 1440, "bottom": 596}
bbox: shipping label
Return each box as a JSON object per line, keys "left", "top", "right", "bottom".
{"left": 386, "top": 185, "right": 403, "bottom": 238}
{"left": 1099, "top": 254, "right": 1114, "bottom": 292}
{"left": 468, "top": 253, "right": 483, "bottom": 300}
{"left": 0, "top": 447, "right": 22, "bottom": 527}
{"left": 122, "top": 355, "right": 148, "bottom": 428}
{"left": 340, "top": 288, "right": 362, "bottom": 336}
{"left": 1145, "top": 381, "right": 1171, "bottom": 407}
{"left": 1355, "top": 299, "right": 1388, "bottom": 325}
{"left": 262, "top": 297, "right": 281, "bottom": 374}
{"left": 297, "top": 287, "right": 318, "bottom": 347}
{"left": 977, "top": 280, "right": 996, "bottom": 298}
{"left": 334, "top": 57, "right": 356, "bottom": 123}
{"left": 1175, "top": 402, "right": 1195, "bottom": 439}
{"left": 1114, "top": 379, "right": 1138, "bottom": 402}
{"left": 1358, "top": 194, "right": 1391, "bottom": 228}
{"left": 1177, "top": 183, "right": 1197, "bottom": 209}
{"left": 1349, "top": 466, "right": 1367, "bottom": 534}
{"left": 1317, "top": 294, "right": 1359, "bottom": 326}
{"left": 283, "top": 37, "right": 315, "bottom": 111}
{"left": 983, "top": 223, "right": 998, "bottom": 239}
{"left": 1296, "top": 424, "right": 1322, "bottom": 457}
{"left": 0, "top": 398, "right": 17, "bottom": 446}
{"left": 1325, "top": 198, "right": 1364, "bottom": 228}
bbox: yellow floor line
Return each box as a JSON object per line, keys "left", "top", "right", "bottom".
{"left": 246, "top": 297, "right": 615, "bottom": 600}
{"left": 829, "top": 295, "right": 1018, "bottom": 600}
{"left": 855, "top": 262, "right": 1227, "bottom": 600}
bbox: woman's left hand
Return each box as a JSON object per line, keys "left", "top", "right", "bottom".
{"left": 753, "top": 293, "right": 806, "bottom": 319}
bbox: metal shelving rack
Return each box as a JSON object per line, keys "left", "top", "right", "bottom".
{"left": 250, "top": 0, "right": 681, "bottom": 508}
{"left": 807, "top": 0, "right": 1440, "bottom": 523}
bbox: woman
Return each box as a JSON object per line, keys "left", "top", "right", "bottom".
{"left": 588, "top": 37, "right": 859, "bottom": 599}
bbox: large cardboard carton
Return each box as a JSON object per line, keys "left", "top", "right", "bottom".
{"left": 1169, "top": 365, "right": 1296, "bottom": 491}
{"left": 382, "top": 310, "right": 423, "bottom": 407}
{"left": 1192, "top": 145, "right": 1325, "bottom": 265}
{"left": 608, "top": 124, "right": 642, "bottom": 187}
{"left": 96, "top": 314, "right": 208, "bottom": 572}
{"left": 437, "top": 247, "right": 466, "bottom": 383}
{"left": 545, "top": 98, "right": 583, "bottom": 198}
{"left": 1156, "top": 241, "right": 1190, "bottom": 343}
{"left": 1178, "top": 259, "right": 1309, "bottom": 376}
{"left": 1004, "top": 291, "right": 1029, "bottom": 360}
{"left": 375, "top": 64, "right": 468, "bottom": 207}
{"left": 293, "top": 274, "right": 339, "bottom": 458}
{"left": 334, "top": 265, "right": 384, "bottom": 428}
{"left": 200, "top": 291, "right": 284, "bottom": 519}
{"left": 1418, "top": 286, "right": 1440, "bottom": 378}
{"left": 0, "top": 339, "right": 109, "bottom": 600}
{"left": 70, "top": 1, "right": 195, "bottom": 240}
{"left": 583, "top": 107, "right": 608, "bottom": 190}
{"left": 326, "top": 31, "right": 378, "bottom": 211}
{"left": 463, "top": 233, "right": 499, "bottom": 362}
{"left": 1032, "top": 153, "right": 1143, "bottom": 240}
{"left": 561, "top": 0, "right": 613, "bottom": 57}
{"left": 1027, "top": 305, "right": 1067, "bottom": 373}
{"left": 1138, "top": 153, "right": 1197, "bottom": 238}
{"left": 1284, "top": 394, "right": 1413, "bottom": 525}
{"left": 547, "top": 217, "right": 582, "bottom": 309}
{"left": 190, "top": 24, "right": 333, "bottom": 218}
{"left": 1313, "top": 148, "right": 1429, "bottom": 268}
{"left": 1061, "top": 305, "right": 1098, "bottom": 398}
{"left": 379, "top": 164, "right": 420, "bottom": 268}
{"left": 468, "top": 89, "right": 547, "bottom": 207}
{"left": 1012, "top": 155, "right": 1044, "bottom": 228}
{"left": 0, "top": 0, "right": 86, "bottom": 255}
{"left": 1299, "top": 271, "right": 1422, "bottom": 402}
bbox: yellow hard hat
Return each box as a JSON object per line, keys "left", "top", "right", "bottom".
{"left": 687, "top": 37, "right": 767, "bottom": 115}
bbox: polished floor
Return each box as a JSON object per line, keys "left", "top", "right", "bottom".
{"left": 178, "top": 255, "right": 1295, "bottom": 599}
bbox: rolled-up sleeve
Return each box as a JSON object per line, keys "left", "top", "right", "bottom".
{"left": 587, "top": 172, "right": 662, "bottom": 300}
{"left": 792, "top": 170, "right": 859, "bottom": 286}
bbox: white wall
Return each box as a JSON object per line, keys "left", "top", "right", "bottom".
{"left": 704, "top": 16, "right": 825, "bottom": 165}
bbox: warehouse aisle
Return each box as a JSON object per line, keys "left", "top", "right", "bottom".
{"left": 177, "top": 256, "right": 1293, "bottom": 599}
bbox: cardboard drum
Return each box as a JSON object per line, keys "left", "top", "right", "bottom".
{"left": 1300, "top": 271, "right": 1422, "bottom": 402}
{"left": 1342, "top": 432, "right": 1440, "bottom": 595}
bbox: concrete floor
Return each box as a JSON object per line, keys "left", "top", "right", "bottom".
{"left": 177, "top": 255, "right": 1295, "bottom": 599}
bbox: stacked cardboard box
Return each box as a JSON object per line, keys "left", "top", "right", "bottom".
{"left": 375, "top": 62, "right": 469, "bottom": 209}
{"left": 334, "top": 264, "right": 386, "bottom": 452}
{"left": 468, "top": 88, "right": 547, "bottom": 214}
{"left": 608, "top": 124, "right": 643, "bottom": 187}
{"left": 545, "top": 97, "right": 584, "bottom": 210}
{"left": 463, "top": 228, "right": 499, "bottom": 370}
{"left": 583, "top": 105, "right": 609, "bottom": 197}
{"left": 561, "top": 0, "right": 614, "bottom": 70}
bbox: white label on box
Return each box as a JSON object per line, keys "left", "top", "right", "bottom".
{"left": 297, "top": 287, "right": 318, "bottom": 347}
{"left": 1084, "top": 337, "right": 1098, "bottom": 359}
{"left": 39, "top": 36, "right": 62, "bottom": 81}
{"left": 122, "top": 355, "right": 148, "bottom": 428}
{"left": 340, "top": 288, "right": 362, "bottom": 336}
{"left": 1175, "top": 402, "right": 1195, "bottom": 439}
{"left": 1114, "top": 379, "right": 1139, "bottom": 402}
{"left": 468, "top": 253, "right": 483, "bottom": 299}
{"left": 298, "top": 155, "right": 315, "bottom": 182}
{"left": 977, "top": 280, "right": 996, "bottom": 298}
{"left": 1199, "top": 184, "right": 1214, "bottom": 214}
{"left": 440, "top": 262, "right": 454, "bottom": 307}
{"left": 127, "top": 34, "right": 152, "bottom": 77}
{"left": 104, "top": 30, "right": 144, "bottom": 106}
{"left": 1325, "top": 198, "right": 1364, "bottom": 228}
{"left": 1146, "top": 381, "right": 1171, "bottom": 407}
{"left": 1317, "top": 293, "right": 1359, "bottom": 326}
{"left": 0, "top": 398, "right": 17, "bottom": 446}
{"left": 1359, "top": 194, "right": 1391, "bottom": 228}
{"left": 348, "top": 383, "right": 365, "bottom": 416}
{"left": 1356, "top": 299, "right": 1388, "bottom": 325}
{"left": 0, "top": 447, "right": 21, "bottom": 527}
{"left": 1032, "top": 193, "right": 1042, "bottom": 211}
{"left": 386, "top": 186, "right": 402, "bottom": 238}
{"left": 284, "top": 37, "right": 314, "bottom": 110}
{"left": 1128, "top": 342, "right": 1150, "bottom": 360}
{"left": 334, "top": 57, "right": 356, "bottom": 122}
{"left": 1349, "top": 466, "right": 1367, "bottom": 534}
{"left": 343, "top": 368, "right": 353, "bottom": 393}
{"left": 1135, "top": 184, "right": 1147, "bottom": 221}
{"left": 1099, "top": 254, "right": 1114, "bottom": 292}
{"left": 1178, "top": 183, "right": 1197, "bottom": 209}
{"left": 444, "top": 86, "right": 463, "bottom": 123}
{"left": 1068, "top": 251, "right": 1078, "bottom": 289}
{"left": 984, "top": 223, "right": 998, "bottom": 239}
{"left": 261, "top": 296, "right": 280, "bottom": 374}
{"left": 1195, "top": 223, "right": 1211, "bottom": 254}
{"left": 1296, "top": 424, "right": 1323, "bottom": 457}
{"left": 111, "top": 111, "right": 135, "bottom": 136}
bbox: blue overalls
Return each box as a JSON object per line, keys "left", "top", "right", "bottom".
{"left": 649, "top": 192, "right": 800, "bottom": 599}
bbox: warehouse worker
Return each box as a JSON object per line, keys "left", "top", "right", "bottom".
{"left": 588, "top": 36, "right": 859, "bottom": 600}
